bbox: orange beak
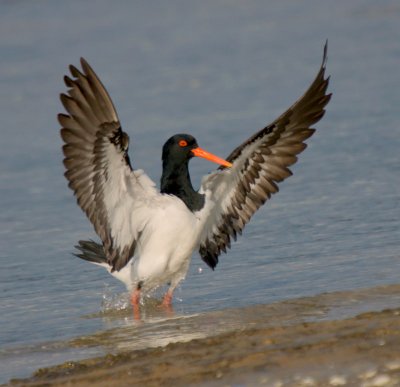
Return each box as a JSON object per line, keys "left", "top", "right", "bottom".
{"left": 191, "top": 147, "right": 232, "bottom": 168}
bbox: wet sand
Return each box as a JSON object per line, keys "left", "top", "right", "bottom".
{"left": 7, "top": 284, "right": 400, "bottom": 386}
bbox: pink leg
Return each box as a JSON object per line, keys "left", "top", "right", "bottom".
{"left": 162, "top": 289, "right": 173, "bottom": 306}
{"left": 159, "top": 289, "right": 174, "bottom": 315}
{"left": 130, "top": 288, "right": 141, "bottom": 320}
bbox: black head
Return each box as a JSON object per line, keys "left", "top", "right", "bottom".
{"left": 162, "top": 134, "right": 198, "bottom": 166}
{"left": 162, "top": 133, "right": 232, "bottom": 168}
{"left": 160, "top": 133, "right": 232, "bottom": 211}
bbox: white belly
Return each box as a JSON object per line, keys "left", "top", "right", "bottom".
{"left": 130, "top": 195, "right": 200, "bottom": 292}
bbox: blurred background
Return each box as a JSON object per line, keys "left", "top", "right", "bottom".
{"left": 0, "top": 0, "right": 399, "bottom": 382}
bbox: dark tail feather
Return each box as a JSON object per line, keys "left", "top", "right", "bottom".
{"left": 74, "top": 240, "right": 108, "bottom": 265}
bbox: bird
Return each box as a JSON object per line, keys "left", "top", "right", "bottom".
{"left": 59, "top": 43, "right": 331, "bottom": 317}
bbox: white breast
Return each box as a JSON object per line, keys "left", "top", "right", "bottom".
{"left": 130, "top": 194, "right": 201, "bottom": 291}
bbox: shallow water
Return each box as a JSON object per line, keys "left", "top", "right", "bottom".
{"left": 7, "top": 285, "right": 400, "bottom": 386}
{"left": 0, "top": 0, "right": 399, "bottom": 383}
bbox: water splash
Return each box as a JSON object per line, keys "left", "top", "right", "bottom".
{"left": 101, "top": 285, "right": 129, "bottom": 312}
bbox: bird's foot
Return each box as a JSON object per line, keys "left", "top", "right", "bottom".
{"left": 130, "top": 289, "right": 141, "bottom": 320}
{"left": 158, "top": 290, "right": 174, "bottom": 315}
{"left": 162, "top": 290, "right": 173, "bottom": 306}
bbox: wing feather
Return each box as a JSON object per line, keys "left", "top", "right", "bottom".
{"left": 198, "top": 43, "right": 331, "bottom": 269}
{"left": 59, "top": 58, "right": 157, "bottom": 271}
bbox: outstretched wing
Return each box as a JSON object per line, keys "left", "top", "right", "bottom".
{"left": 59, "top": 58, "right": 158, "bottom": 271}
{"left": 198, "top": 43, "right": 331, "bottom": 269}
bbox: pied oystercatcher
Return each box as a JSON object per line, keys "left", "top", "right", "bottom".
{"left": 59, "top": 44, "right": 331, "bottom": 315}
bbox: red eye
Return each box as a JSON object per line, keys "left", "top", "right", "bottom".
{"left": 179, "top": 140, "right": 188, "bottom": 147}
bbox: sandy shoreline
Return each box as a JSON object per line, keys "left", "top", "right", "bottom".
{"left": 6, "top": 284, "right": 400, "bottom": 386}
